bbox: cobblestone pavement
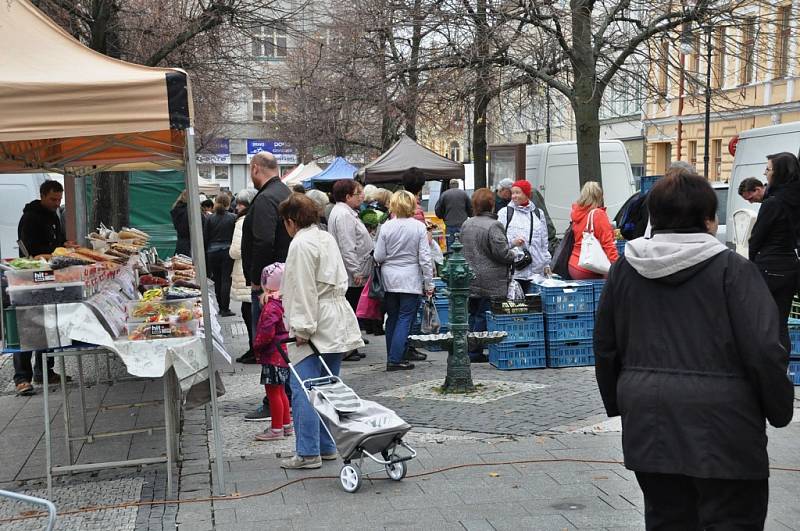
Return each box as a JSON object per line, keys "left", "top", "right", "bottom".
{"left": 2, "top": 314, "right": 800, "bottom": 530}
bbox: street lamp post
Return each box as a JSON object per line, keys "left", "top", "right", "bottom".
{"left": 703, "top": 25, "right": 713, "bottom": 180}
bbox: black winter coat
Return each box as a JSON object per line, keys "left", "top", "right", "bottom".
{"left": 17, "top": 200, "right": 65, "bottom": 256}
{"left": 749, "top": 179, "right": 800, "bottom": 269}
{"left": 594, "top": 251, "right": 794, "bottom": 480}
{"left": 171, "top": 202, "right": 192, "bottom": 256}
{"left": 242, "top": 177, "right": 291, "bottom": 285}
{"left": 203, "top": 211, "right": 236, "bottom": 251}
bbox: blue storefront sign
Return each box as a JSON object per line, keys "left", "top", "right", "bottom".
{"left": 197, "top": 138, "right": 231, "bottom": 164}
{"left": 246, "top": 139, "right": 298, "bottom": 165}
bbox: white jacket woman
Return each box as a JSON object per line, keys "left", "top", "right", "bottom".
{"left": 496, "top": 180, "right": 551, "bottom": 281}
{"left": 282, "top": 224, "right": 364, "bottom": 364}
{"left": 229, "top": 216, "right": 250, "bottom": 303}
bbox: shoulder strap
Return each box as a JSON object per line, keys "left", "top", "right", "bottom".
{"left": 586, "top": 209, "right": 596, "bottom": 234}
{"left": 504, "top": 206, "right": 514, "bottom": 234}
{"left": 528, "top": 211, "right": 534, "bottom": 244}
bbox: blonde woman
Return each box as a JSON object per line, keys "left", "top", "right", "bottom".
{"left": 568, "top": 181, "right": 619, "bottom": 279}
{"left": 373, "top": 191, "right": 434, "bottom": 371}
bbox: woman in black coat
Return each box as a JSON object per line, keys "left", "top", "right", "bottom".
{"left": 203, "top": 194, "right": 237, "bottom": 317}
{"left": 748, "top": 151, "right": 800, "bottom": 352}
{"left": 594, "top": 171, "right": 794, "bottom": 530}
{"left": 170, "top": 190, "right": 192, "bottom": 257}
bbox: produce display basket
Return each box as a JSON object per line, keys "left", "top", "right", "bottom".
{"left": 490, "top": 295, "right": 542, "bottom": 315}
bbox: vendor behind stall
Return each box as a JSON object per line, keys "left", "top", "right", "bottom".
{"left": 17, "top": 180, "right": 65, "bottom": 258}
{"left": 13, "top": 179, "right": 68, "bottom": 396}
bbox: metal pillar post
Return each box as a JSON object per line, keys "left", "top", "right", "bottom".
{"left": 704, "top": 25, "right": 713, "bottom": 180}
{"left": 184, "top": 128, "right": 226, "bottom": 495}
{"left": 440, "top": 235, "right": 476, "bottom": 393}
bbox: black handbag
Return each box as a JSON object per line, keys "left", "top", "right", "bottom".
{"left": 368, "top": 260, "right": 385, "bottom": 299}
{"left": 549, "top": 223, "right": 574, "bottom": 279}
{"left": 512, "top": 248, "right": 533, "bottom": 271}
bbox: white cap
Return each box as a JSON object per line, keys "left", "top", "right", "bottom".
{"left": 497, "top": 178, "right": 514, "bottom": 190}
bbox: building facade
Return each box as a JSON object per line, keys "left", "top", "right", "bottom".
{"left": 643, "top": 4, "right": 800, "bottom": 180}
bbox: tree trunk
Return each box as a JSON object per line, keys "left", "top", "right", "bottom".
{"left": 471, "top": 0, "right": 490, "bottom": 189}
{"left": 570, "top": 0, "right": 603, "bottom": 188}
{"left": 404, "top": 0, "right": 423, "bottom": 140}
{"left": 573, "top": 100, "right": 602, "bottom": 188}
{"left": 91, "top": 172, "right": 129, "bottom": 230}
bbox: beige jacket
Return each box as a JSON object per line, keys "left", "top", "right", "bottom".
{"left": 282, "top": 225, "right": 364, "bottom": 364}
{"left": 228, "top": 217, "right": 250, "bottom": 303}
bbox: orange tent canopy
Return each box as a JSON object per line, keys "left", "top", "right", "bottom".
{"left": 0, "top": 0, "right": 193, "bottom": 173}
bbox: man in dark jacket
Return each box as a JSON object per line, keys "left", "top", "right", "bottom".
{"left": 14, "top": 180, "right": 66, "bottom": 395}
{"left": 594, "top": 172, "right": 794, "bottom": 529}
{"left": 241, "top": 151, "right": 292, "bottom": 420}
{"left": 434, "top": 179, "right": 472, "bottom": 249}
{"left": 17, "top": 180, "right": 65, "bottom": 257}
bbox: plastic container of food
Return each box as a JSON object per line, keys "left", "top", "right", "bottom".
{"left": 127, "top": 298, "right": 198, "bottom": 322}
{"left": 126, "top": 319, "right": 198, "bottom": 341}
{"left": 4, "top": 266, "right": 85, "bottom": 287}
{"left": 7, "top": 282, "right": 86, "bottom": 305}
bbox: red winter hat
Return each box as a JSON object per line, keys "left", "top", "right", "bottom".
{"left": 512, "top": 180, "right": 531, "bottom": 198}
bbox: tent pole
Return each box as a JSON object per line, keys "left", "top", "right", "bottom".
{"left": 74, "top": 174, "right": 87, "bottom": 246}
{"left": 184, "top": 128, "right": 226, "bottom": 496}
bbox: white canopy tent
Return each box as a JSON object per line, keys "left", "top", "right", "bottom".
{"left": 283, "top": 161, "right": 322, "bottom": 187}
{"left": 0, "top": 0, "right": 227, "bottom": 494}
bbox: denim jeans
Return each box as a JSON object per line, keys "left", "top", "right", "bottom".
{"left": 290, "top": 352, "right": 342, "bottom": 457}
{"left": 468, "top": 297, "right": 492, "bottom": 360}
{"left": 384, "top": 292, "right": 421, "bottom": 364}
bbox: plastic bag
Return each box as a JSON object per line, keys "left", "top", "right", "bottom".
{"left": 421, "top": 297, "right": 441, "bottom": 334}
{"left": 356, "top": 280, "right": 383, "bottom": 320}
{"left": 507, "top": 280, "right": 526, "bottom": 301}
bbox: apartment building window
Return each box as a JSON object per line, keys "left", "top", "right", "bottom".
{"left": 712, "top": 139, "right": 723, "bottom": 180}
{"left": 197, "top": 164, "right": 229, "bottom": 182}
{"left": 252, "top": 88, "right": 278, "bottom": 122}
{"left": 252, "top": 25, "right": 287, "bottom": 59}
{"left": 740, "top": 17, "right": 756, "bottom": 85}
{"left": 214, "top": 165, "right": 229, "bottom": 182}
{"left": 775, "top": 5, "right": 791, "bottom": 78}
{"left": 713, "top": 28, "right": 726, "bottom": 88}
{"left": 449, "top": 141, "right": 462, "bottom": 162}
{"left": 688, "top": 140, "right": 698, "bottom": 167}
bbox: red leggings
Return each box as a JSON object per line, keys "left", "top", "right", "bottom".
{"left": 265, "top": 384, "right": 291, "bottom": 430}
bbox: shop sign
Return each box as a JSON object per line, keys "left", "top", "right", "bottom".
{"left": 247, "top": 139, "right": 298, "bottom": 165}
{"left": 197, "top": 138, "right": 231, "bottom": 164}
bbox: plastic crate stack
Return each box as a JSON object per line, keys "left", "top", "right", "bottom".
{"left": 789, "top": 318, "right": 800, "bottom": 386}
{"left": 540, "top": 282, "right": 595, "bottom": 367}
{"left": 485, "top": 298, "right": 546, "bottom": 370}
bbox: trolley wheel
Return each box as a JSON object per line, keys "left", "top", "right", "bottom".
{"left": 385, "top": 460, "right": 407, "bottom": 481}
{"left": 339, "top": 463, "right": 362, "bottom": 493}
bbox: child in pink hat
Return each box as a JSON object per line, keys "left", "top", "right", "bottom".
{"left": 253, "top": 262, "right": 292, "bottom": 441}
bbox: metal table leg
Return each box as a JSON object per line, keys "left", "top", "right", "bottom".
{"left": 57, "top": 356, "right": 73, "bottom": 469}
{"left": 163, "top": 370, "right": 175, "bottom": 495}
{"left": 42, "top": 365, "right": 53, "bottom": 499}
{"left": 76, "top": 354, "right": 88, "bottom": 438}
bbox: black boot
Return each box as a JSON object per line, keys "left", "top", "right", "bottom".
{"left": 236, "top": 350, "right": 256, "bottom": 364}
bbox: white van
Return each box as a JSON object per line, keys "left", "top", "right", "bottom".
{"left": 0, "top": 173, "right": 62, "bottom": 259}
{"left": 525, "top": 140, "right": 636, "bottom": 233}
{"left": 725, "top": 122, "right": 800, "bottom": 248}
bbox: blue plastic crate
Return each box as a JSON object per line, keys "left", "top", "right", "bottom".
{"left": 488, "top": 341, "right": 546, "bottom": 370}
{"left": 789, "top": 360, "right": 800, "bottom": 385}
{"left": 546, "top": 339, "right": 594, "bottom": 367}
{"left": 544, "top": 312, "right": 594, "bottom": 341}
{"left": 789, "top": 318, "right": 800, "bottom": 355}
{"left": 486, "top": 312, "right": 545, "bottom": 342}
{"left": 615, "top": 240, "right": 626, "bottom": 257}
{"left": 582, "top": 279, "right": 606, "bottom": 305}
{"left": 540, "top": 283, "right": 594, "bottom": 315}
{"left": 640, "top": 175, "right": 662, "bottom": 194}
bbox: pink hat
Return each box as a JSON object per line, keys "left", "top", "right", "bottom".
{"left": 260, "top": 262, "right": 285, "bottom": 292}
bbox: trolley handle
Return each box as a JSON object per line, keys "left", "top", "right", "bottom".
{"left": 278, "top": 337, "right": 321, "bottom": 364}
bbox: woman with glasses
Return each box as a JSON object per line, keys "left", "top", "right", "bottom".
{"left": 749, "top": 151, "right": 800, "bottom": 352}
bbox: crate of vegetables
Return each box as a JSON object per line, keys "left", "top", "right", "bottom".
{"left": 7, "top": 282, "right": 86, "bottom": 305}
{"left": 126, "top": 299, "right": 199, "bottom": 323}
{"left": 4, "top": 265, "right": 86, "bottom": 287}
{"left": 127, "top": 320, "right": 199, "bottom": 341}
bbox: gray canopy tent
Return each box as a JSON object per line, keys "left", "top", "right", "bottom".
{"left": 0, "top": 0, "right": 227, "bottom": 495}
{"left": 358, "top": 134, "right": 465, "bottom": 183}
